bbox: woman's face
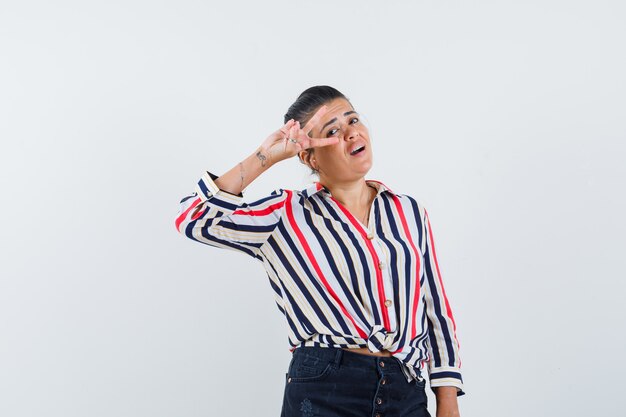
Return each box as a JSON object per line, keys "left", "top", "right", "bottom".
{"left": 301, "top": 97, "right": 373, "bottom": 183}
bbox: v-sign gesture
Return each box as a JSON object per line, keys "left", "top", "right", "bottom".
{"left": 260, "top": 105, "right": 339, "bottom": 165}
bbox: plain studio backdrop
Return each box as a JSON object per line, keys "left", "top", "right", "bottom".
{"left": 1, "top": 1, "right": 624, "bottom": 416}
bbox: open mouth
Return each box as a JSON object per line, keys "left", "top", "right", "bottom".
{"left": 350, "top": 145, "right": 366, "bottom": 156}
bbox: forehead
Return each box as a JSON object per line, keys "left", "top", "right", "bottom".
{"left": 310, "top": 98, "right": 355, "bottom": 133}
{"left": 323, "top": 97, "right": 354, "bottom": 114}
{"left": 307, "top": 98, "right": 355, "bottom": 136}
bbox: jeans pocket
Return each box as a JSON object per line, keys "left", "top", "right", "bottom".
{"left": 414, "top": 377, "right": 427, "bottom": 391}
{"left": 287, "top": 354, "right": 335, "bottom": 383}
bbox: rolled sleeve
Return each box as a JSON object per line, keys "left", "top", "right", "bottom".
{"left": 429, "top": 368, "right": 465, "bottom": 396}
{"left": 176, "top": 170, "right": 289, "bottom": 258}
{"left": 195, "top": 171, "right": 244, "bottom": 210}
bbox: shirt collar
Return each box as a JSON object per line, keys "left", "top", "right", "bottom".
{"left": 301, "top": 179, "right": 396, "bottom": 199}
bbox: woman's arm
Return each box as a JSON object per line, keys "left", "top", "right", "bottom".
{"left": 212, "top": 144, "right": 277, "bottom": 197}
{"left": 212, "top": 105, "right": 338, "bottom": 196}
{"left": 419, "top": 205, "right": 465, "bottom": 403}
{"left": 435, "top": 386, "right": 460, "bottom": 417}
{"left": 176, "top": 107, "right": 339, "bottom": 257}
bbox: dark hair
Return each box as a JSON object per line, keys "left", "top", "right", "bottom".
{"left": 284, "top": 85, "right": 349, "bottom": 125}
{"left": 284, "top": 85, "right": 352, "bottom": 175}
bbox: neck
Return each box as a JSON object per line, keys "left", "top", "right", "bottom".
{"left": 321, "top": 177, "right": 375, "bottom": 210}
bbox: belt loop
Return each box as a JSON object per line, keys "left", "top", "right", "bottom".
{"left": 333, "top": 347, "right": 344, "bottom": 369}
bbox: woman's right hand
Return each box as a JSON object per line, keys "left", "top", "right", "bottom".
{"left": 260, "top": 105, "right": 340, "bottom": 166}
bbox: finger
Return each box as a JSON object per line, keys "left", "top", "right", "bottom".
{"left": 288, "top": 123, "right": 298, "bottom": 144}
{"left": 302, "top": 105, "right": 329, "bottom": 136}
{"left": 280, "top": 120, "right": 294, "bottom": 137}
{"left": 307, "top": 136, "right": 339, "bottom": 148}
{"left": 283, "top": 119, "right": 295, "bottom": 130}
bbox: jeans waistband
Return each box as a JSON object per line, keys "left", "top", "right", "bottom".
{"left": 293, "top": 346, "right": 410, "bottom": 376}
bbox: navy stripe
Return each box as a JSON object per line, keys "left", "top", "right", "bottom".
{"left": 218, "top": 220, "right": 277, "bottom": 233}
{"left": 180, "top": 194, "right": 197, "bottom": 204}
{"left": 189, "top": 220, "right": 256, "bottom": 258}
{"left": 427, "top": 317, "right": 442, "bottom": 367}
{"left": 430, "top": 371, "right": 463, "bottom": 381}
{"left": 273, "top": 222, "right": 350, "bottom": 336}
{"left": 374, "top": 197, "right": 403, "bottom": 342}
{"left": 264, "top": 260, "right": 284, "bottom": 300}
{"left": 309, "top": 198, "right": 370, "bottom": 312}
{"left": 380, "top": 195, "right": 414, "bottom": 346}
{"left": 305, "top": 198, "right": 369, "bottom": 327}
{"left": 318, "top": 196, "right": 382, "bottom": 326}
{"left": 176, "top": 173, "right": 463, "bottom": 390}
{"left": 197, "top": 179, "right": 211, "bottom": 199}
{"left": 424, "top": 242, "right": 455, "bottom": 366}
{"left": 406, "top": 195, "right": 424, "bottom": 248}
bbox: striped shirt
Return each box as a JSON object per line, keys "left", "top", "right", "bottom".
{"left": 176, "top": 171, "right": 464, "bottom": 395}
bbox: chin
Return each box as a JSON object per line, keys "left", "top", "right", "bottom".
{"left": 354, "top": 162, "right": 373, "bottom": 178}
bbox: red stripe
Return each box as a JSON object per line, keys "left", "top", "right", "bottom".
{"left": 233, "top": 200, "right": 286, "bottom": 216}
{"left": 285, "top": 190, "right": 368, "bottom": 340}
{"left": 191, "top": 207, "right": 206, "bottom": 221}
{"left": 390, "top": 195, "right": 422, "bottom": 341}
{"left": 329, "top": 196, "right": 391, "bottom": 332}
{"left": 175, "top": 197, "right": 201, "bottom": 230}
{"left": 425, "top": 209, "right": 459, "bottom": 349}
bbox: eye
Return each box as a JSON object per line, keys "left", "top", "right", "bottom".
{"left": 326, "top": 117, "right": 360, "bottom": 137}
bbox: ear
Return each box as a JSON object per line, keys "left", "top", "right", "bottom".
{"left": 299, "top": 150, "right": 316, "bottom": 170}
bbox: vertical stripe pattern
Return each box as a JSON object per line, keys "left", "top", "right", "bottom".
{"left": 176, "top": 171, "right": 464, "bottom": 395}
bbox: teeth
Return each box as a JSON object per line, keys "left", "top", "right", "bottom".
{"left": 351, "top": 146, "right": 365, "bottom": 155}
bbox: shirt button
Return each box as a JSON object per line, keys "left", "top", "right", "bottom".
{"left": 378, "top": 261, "right": 385, "bottom": 269}
{"left": 384, "top": 299, "right": 392, "bottom": 307}
{"left": 367, "top": 234, "right": 374, "bottom": 240}
{"left": 379, "top": 361, "right": 385, "bottom": 367}
{"left": 381, "top": 378, "right": 387, "bottom": 385}
{"left": 376, "top": 397, "right": 383, "bottom": 405}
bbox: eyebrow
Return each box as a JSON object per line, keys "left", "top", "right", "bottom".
{"left": 319, "top": 111, "right": 358, "bottom": 134}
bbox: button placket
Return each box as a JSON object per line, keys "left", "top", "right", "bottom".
{"left": 374, "top": 359, "right": 390, "bottom": 416}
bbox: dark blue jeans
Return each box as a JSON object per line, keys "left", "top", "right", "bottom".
{"left": 280, "top": 346, "right": 430, "bottom": 417}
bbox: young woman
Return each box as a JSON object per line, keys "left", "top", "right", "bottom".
{"left": 176, "top": 86, "right": 464, "bottom": 417}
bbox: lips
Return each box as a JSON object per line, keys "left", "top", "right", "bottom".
{"left": 349, "top": 141, "right": 367, "bottom": 156}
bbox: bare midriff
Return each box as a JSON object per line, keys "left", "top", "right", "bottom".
{"left": 341, "top": 347, "right": 393, "bottom": 357}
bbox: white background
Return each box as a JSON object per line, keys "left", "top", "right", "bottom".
{"left": 1, "top": 1, "right": 625, "bottom": 416}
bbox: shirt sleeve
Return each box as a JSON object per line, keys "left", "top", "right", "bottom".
{"left": 421, "top": 206, "right": 465, "bottom": 396}
{"left": 175, "top": 171, "right": 289, "bottom": 259}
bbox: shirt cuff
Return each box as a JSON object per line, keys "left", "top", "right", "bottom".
{"left": 429, "top": 367, "right": 465, "bottom": 396}
{"left": 195, "top": 171, "right": 245, "bottom": 213}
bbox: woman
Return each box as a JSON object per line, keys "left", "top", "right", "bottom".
{"left": 175, "top": 86, "right": 464, "bottom": 417}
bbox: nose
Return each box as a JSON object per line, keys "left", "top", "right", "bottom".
{"left": 345, "top": 125, "right": 360, "bottom": 140}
